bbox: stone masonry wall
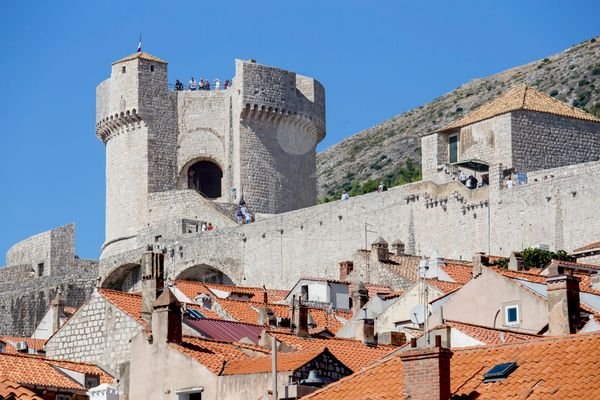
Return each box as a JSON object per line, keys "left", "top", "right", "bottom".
{"left": 0, "top": 261, "right": 97, "bottom": 336}
{"left": 45, "top": 291, "right": 143, "bottom": 375}
{"left": 511, "top": 111, "right": 600, "bottom": 172}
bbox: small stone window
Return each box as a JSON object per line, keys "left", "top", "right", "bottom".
{"left": 37, "top": 263, "right": 44, "bottom": 277}
{"left": 448, "top": 134, "right": 459, "bottom": 164}
{"left": 150, "top": 65, "right": 155, "bottom": 72}
{"left": 121, "top": 66, "right": 126, "bottom": 74}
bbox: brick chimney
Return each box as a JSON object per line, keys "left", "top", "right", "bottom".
{"left": 391, "top": 240, "right": 406, "bottom": 256}
{"left": 50, "top": 287, "right": 66, "bottom": 334}
{"left": 152, "top": 288, "right": 182, "bottom": 345}
{"left": 141, "top": 248, "right": 165, "bottom": 323}
{"left": 546, "top": 262, "right": 580, "bottom": 335}
{"left": 351, "top": 281, "right": 369, "bottom": 317}
{"left": 371, "top": 237, "right": 389, "bottom": 262}
{"left": 339, "top": 261, "right": 354, "bottom": 280}
{"left": 400, "top": 335, "right": 453, "bottom": 400}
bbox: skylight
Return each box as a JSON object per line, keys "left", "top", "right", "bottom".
{"left": 483, "top": 362, "right": 518, "bottom": 382}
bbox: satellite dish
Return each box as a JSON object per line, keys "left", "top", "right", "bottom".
{"left": 410, "top": 304, "right": 429, "bottom": 324}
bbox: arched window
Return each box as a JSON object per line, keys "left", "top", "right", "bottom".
{"left": 187, "top": 160, "right": 223, "bottom": 199}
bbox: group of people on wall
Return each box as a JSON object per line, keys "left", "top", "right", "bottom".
{"left": 174, "top": 78, "right": 231, "bottom": 91}
{"left": 236, "top": 201, "right": 253, "bottom": 224}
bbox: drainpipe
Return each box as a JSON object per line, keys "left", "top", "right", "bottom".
{"left": 272, "top": 336, "right": 278, "bottom": 400}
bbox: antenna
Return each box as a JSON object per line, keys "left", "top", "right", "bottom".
{"left": 410, "top": 304, "right": 427, "bottom": 325}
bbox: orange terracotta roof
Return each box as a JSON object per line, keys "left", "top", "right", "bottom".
{"left": 175, "top": 280, "right": 288, "bottom": 303}
{"left": 441, "top": 261, "right": 473, "bottom": 284}
{"left": 444, "top": 320, "right": 541, "bottom": 345}
{"left": 0, "top": 379, "right": 43, "bottom": 400}
{"left": 98, "top": 288, "right": 146, "bottom": 325}
{"left": 573, "top": 240, "right": 600, "bottom": 253}
{"left": 494, "top": 267, "right": 600, "bottom": 296}
{"left": 305, "top": 333, "right": 600, "bottom": 399}
{"left": 383, "top": 254, "right": 422, "bottom": 282}
{"left": 440, "top": 84, "right": 600, "bottom": 131}
{"left": 169, "top": 336, "right": 270, "bottom": 375}
{"left": 216, "top": 298, "right": 350, "bottom": 333}
{"left": 44, "top": 359, "right": 113, "bottom": 384}
{"left": 223, "top": 349, "right": 325, "bottom": 375}
{"left": 0, "top": 337, "right": 46, "bottom": 354}
{"left": 268, "top": 332, "right": 396, "bottom": 372}
{"left": 0, "top": 353, "right": 111, "bottom": 392}
{"left": 426, "top": 278, "right": 463, "bottom": 294}
{"left": 112, "top": 51, "right": 167, "bottom": 65}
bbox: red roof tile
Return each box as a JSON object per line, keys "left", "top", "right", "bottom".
{"left": 0, "top": 353, "right": 112, "bottom": 392}
{"left": 573, "top": 240, "right": 600, "bottom": 253}
{"left": 426, "top": 278, "right": 463, "bottom": 294}
{"left": 268, "top": 332, "right": 396, "bottom": 372}
{"left": 169, "top": 336, "right": 270, "bottom": 375}
{"left": 175, "top": 280, "right": 288, "bottom": 303}
{"left": 99, "top": 288, "right": 146, "bottom": 325}
{"left": 305, "top": 333, "right": 600, "bottom": 399}
{"left": 223, "top": 349, "right": 325, "bottom": 375}
{"left": 0, "top": 379, "right": 43, "bottom": 400}
{"left": 444, "top": 320, "right": 541, "bottom": 345}
{"left": 0, "top": 337, "right": 46, "bottom": 354}
{"left": 441, "top": 261, "right": 473, "bottom": 284}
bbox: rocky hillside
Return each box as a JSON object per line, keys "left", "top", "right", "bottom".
{"left": 317, "top": 36, "right": 600, "bottom": 200}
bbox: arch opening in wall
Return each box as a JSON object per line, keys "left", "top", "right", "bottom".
{"left": 187, "top": 160, "right": 223, "bottom": 199}
{"left": 101, "top": 263, "right": 142, "bottom": 293}
{"left": 176, "top": 264, "right": 233, "bottom": 285}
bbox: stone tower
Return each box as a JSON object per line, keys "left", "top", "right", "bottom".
{"left": 96, "top": 51, "right": 325, "bottom": 259}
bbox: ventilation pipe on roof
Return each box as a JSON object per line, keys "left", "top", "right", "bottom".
{"left": 472, "top": 252, "right": 487, "bottom": 278}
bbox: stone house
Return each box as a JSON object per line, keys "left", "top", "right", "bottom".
{"left": 128, "top": 289, "right": 353, "bottom": 400}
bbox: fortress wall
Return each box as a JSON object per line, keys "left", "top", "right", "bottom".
{"left": 138, "top": 59, "right": 178, "bottom": 195}
{"left": 511, "top": 111, "right": 600, "bottom": 173}
{"left": 105, "top": 125, "right": 149, "bottom": 243}
{"left": 489, "top": 160, "right": 600, "bottom": 254}
{"left": 0, "top": 264, "right": 97, "bottom": 336}
{"left": 6, "top": 224, "right": 74, "bottom": 274}
{"left": 176, "top": 91, "right": 229, "bottom": 171}
{"left": 459, "top": 114, "right": 512, "bottom": 166}
{"left": 239, "top": 118, "right": 317, "bottom": 213}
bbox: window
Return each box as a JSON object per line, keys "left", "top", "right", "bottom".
{"left": 37, "top": 263, "right": 44, "bottom": 277}
{"left": 56, "top": 395, "right": 71, "bottom": 400}
{"left": 176, "top": 388, "right": 203, "bottom": 400}
{"left": 85, "top": 374, "right": 100, "bottom": 389}
{"left": 122, "top": 66, "right": 126, "bottom": 73}
{"left": 504, "top": 305, "right": 519, "bottom": 326}
{"left": 448, "top": 134, "right": 459, "bottom": 163}
{"left": 150, "top": 65, "right": 155, "bottom": 72}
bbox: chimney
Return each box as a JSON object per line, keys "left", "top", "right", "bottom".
{"left": 258, "top": 307, "right": 276, "bottom": 326}
{"left": 351, "top": 281, "right": 369, "bottom": 316}
{"left": 472, "top": 252, "right": 486, "bottom": 278}
{"left": 508, "top": 252, "right": 524, "bottom": 271}
{"left": 371, "top": 237, "right": 389, "bottom": 262}
{"left": 378, "top": 331, "right": 406, "bottom": 346}
{"left": 141, "top": 248, "right": 165, "bottom": 323}
{"left": 152, "top": 288, "right": 182, "bottom": 344}
{"left": 355, "top": 316, "right": 376, "bottom": 345}
{"left": 546, "top": 262, "right": 580, "bottom": 335}
{"left": 400, "top": 335, "right": 453, "bottom": 400}
{"left": 339, "top": 261, "right": 354, "bottom": 281}
{"left": 50, "top": 287, "right": 66, "bottom": 334}
{"left": 391, "top": 240, "right": 406, "bottom": 256}
{"left": 294, "top": 299, "right": 310, "bottom": 337}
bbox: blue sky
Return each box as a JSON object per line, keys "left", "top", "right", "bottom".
{"left": 0, "top": 0, "right": 598, "bottom": 264}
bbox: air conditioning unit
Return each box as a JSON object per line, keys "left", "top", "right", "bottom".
{"left": 16, "top": 341, "right": 28, "bottom": 352}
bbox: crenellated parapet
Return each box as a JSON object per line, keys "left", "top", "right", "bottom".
{"left": 96, "top": 109, "right": 145, "bottom": 143}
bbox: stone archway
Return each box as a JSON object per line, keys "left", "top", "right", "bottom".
{"left": 187, "top": 160, "right": 223, "bottom": 199}
{"left": 176, "top": 264, "right": 234, "bottom": 285}
{"left": 101, "top": 263, "right": 141, "bottom": 293}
